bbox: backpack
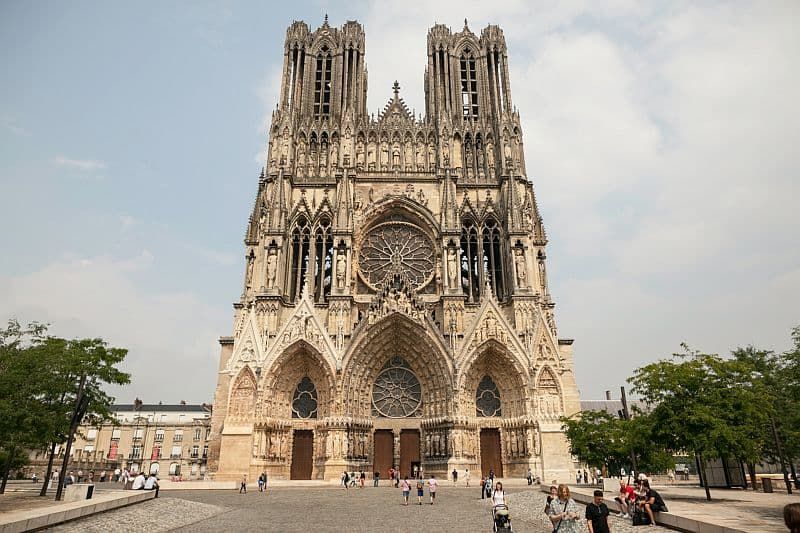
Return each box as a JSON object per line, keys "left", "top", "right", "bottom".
{"left": 632, "top": 509, "right": 651, "bottom": 526}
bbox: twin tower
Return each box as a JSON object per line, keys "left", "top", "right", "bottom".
{"left": 208, "top": 17, "right": 580, "bottom": 483}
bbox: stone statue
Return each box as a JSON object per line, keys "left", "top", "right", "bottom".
{"left": 514, "top": 248, "right": 526, "bottom": 288}
{"left": 447, "top": 247, "right": 459, "bottom": 289}
{"left": 392, "top": 147, "right": 400, "bottom": 168}
{"left": 336, "top": 251, "right": 347, "bottom": 288}
{"left": 330, "top": 141, "right": 339, "bottom": 168}
{"left": 266, "top": 248, "right": 277, "bottom": 289}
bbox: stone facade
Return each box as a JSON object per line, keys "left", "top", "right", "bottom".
{"left": 208, "top": 18, "right": 581, "bottom": 482}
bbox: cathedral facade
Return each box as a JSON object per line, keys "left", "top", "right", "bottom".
{"left": 208, "top": 18, "right": 581, "bottom": 482}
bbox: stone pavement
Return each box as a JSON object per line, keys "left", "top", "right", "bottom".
{"left": 41, "top": 485, "right": 671, "bottom": 533}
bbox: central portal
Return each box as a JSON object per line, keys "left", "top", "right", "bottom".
{"left": 480, "top": 428, "right": 503, "bottom": 477}
{"left": 290, "top": 430, "right": 313, "bottom": 480}
{"left": 399, "top": 429, "right": 420, "bottom": 479}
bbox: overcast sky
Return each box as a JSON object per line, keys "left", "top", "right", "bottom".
{"left": 1, "top": 1, "right": 798, "bottom": 404}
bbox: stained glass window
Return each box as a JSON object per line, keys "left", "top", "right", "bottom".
{"left": 372, "top": 357, "right": 422, "bottom": 418}
{"left": 291, "top": 376, "right": 318, "bottom": 419}
{"left": 476, "top": 375, "right": 501, "bottom": 417}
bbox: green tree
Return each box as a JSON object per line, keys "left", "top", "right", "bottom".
{"left": 561, "top": 410, "right": 629, "bottom": 475}
{"left": 629, "top": 345, "right": 768, "bottom": 501}
{"left": 0, "top": 319, "right": 48, "bottom": 493}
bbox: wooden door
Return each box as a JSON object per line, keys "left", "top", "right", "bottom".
{"left": 399, "top": 430, "right": 420, "bottom": 479}
{"left": 373, "top": 430, "right": 394, "bottom": 478}
{"left": 290, "top": 430, "right": 313, "bottom": 480}
{"left": 480, "top": 428, "right": 503, "bottom": 477}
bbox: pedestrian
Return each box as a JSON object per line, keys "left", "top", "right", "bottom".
{"left": 359, "top": 470, "right": 365, "bottom": 488}
{"left": 452, "top": 468, "right": 458, "bottom": 485}
{"left": 258, "top": 473, "right": 265, "bottom": 492}
{"left": 480, "top": 476, "right": 486, "bottom": 499}
{"left": 31, "top": 472, "right": 38, "bottom": 483}
{"left": 428, "top": 474, "right": 438, "bottom": 505}
{"left": 416, "top": 477, "right": 425, "bottom": 505}
{"left": 614, "top": 479, "right": 635, "bottom": 518}
{"left": 373, "top": 472, "right": 379, "bottom": 487}
{"left": 394, "top": 468, "right": 400, "bottom": 488}
{"left": 527, "top": 467, "right": 533, "bottom": 485}
{"left": 577, "top": 468, "right": 582, "bottom": 484}
{"left": 100, "top": 470, "right": 107, "bottom": 482}
{"left": 77, "top": 469, "right": 83, "bottom": 483}
{"left": 487, "top": 469, "right": 495, "bottom": 498}
{"left": 388, "top": 467, "right": 394, "bottom": 487}
{"left": 492, "top": 481, "right": 506, "bottom": 508}
{"left": 341, "top": 471, "right": 349, "bottom": 490}
{"left": 351, "top": 471, "right": 357, "bottom": 488}
{"left": 544, "top": 484, "right": 558, "bottom": 514}
{"left": 239, "top": 474, "right": 247, "bottom": 494}
{"left": 144, "top": 473, "right": 159, "bottom": 498}
{"left": 585, "top": 469, "right": 589, "bottom": 484}
{"left": 131, "top": 472, "right": 146, "bottom": 490}
{"left": 464, "top": 468, "right": 470, "bottom": 487}
{"left": 400, "top": 476, "right": 410, "bottom": 506}
{"left": 114, "top": 468, "right": 120, "bottom": 482}
{"left": 586, "top": 489, "right": 611, "bottom": 533}
{"left": 548, "top": 484, "right": 581, "bottom": 533}
{"left": 638, "top": 479, "right": 667, "bottom": 525}
{"left": 784, "top": 502, "right": 800, "bottom": 533}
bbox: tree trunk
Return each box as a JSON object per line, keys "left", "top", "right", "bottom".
{"left": 0, "top": 444, "right": 17, "bottom": 494}
{"left": 748, "top": 462, "right": 757, "bottom": 491}
{"left": 769, "top": 416, "right": 793, "bottom": 495}
{"left": 696, "top": 452, "right": 712, "bottom": 501}
{"left": 39, "top": 442, "right": 58, "bottom": 497}
{"left": 55, "top": 374, "right": 87, "bottom": 501}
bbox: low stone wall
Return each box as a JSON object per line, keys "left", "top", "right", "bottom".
{"left": 0, "top": 490, "right": 155, "bottom": 533}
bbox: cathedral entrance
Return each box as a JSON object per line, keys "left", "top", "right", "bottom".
{"left": 399, "top": 429, "right": 420, "bottom": 479}
{"left": 290, "top": 430, "right": 313, "bottom": 480}
{"left": 480, "top": 428, "right": 503, "bottom": 477}
{"left": 373, "top": 429, "right": 394, "bottom": 478}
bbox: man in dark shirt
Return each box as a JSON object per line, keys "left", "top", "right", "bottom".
{"left": 586, "top": 489, "right": 611, "bottom": 533}
{"left": 642, "top": 480, "right": 668, "bottom": 525}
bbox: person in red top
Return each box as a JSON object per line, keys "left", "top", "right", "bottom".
{"left": 614, "top": 480, "right": 635, "bottom": 518}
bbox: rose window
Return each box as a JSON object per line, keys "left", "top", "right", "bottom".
{"left": 358, "top": 222, "right": 435, "bottom": 291}
{"left": 372, "top": 357, "right": 422, "bottom": 418}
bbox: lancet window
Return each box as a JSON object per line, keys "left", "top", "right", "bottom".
{"left": 482, "top": 218, "right": 505, "bottom": 299}
{"left": 476, "top": 375, "right": 502, "bottom": 417}
{"left": 288, "top": 217, "right": 311, "bottom": 302}
{"left": 460, "top": 48, "right": 479, "bottom": 119}
{"left": 460, "top": 220, "right": 480, "bottom": 301}
{"left": 314, "top": 46, "right": 332, "bottom": 118}
{"left": 291, "top": 376, "right": 318, "bottom": 419}
{"left": 313, "top": 218, "right": 333, "bottom": 303}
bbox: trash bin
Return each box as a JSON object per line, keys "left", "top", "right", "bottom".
{"left": 763, "top": 477, "right": 773, "bottom": 493}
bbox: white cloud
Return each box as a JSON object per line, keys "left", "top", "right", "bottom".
{"left": 54, "top": 156, "right": 106, "bottom": 171}
{"left": 0, "top": 252, "right": 225, "bottom": 403}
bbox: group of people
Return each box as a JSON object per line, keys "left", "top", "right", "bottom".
{"left": 340, "top": 470, "right": 368, "bottom": 489}
{"left": 613, "top": 478, "right": 667, "bottom": 525}
{"left": 575, "top": 468, "right": 602, "bottom": 485}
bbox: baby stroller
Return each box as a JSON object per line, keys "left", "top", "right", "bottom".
{"left": 492, "top": 504, "right": 512, "bottom": 531}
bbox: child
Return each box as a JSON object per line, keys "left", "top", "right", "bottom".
{"left": 400, "top": 477, "right": 410, "bottom": 506}
{"left": 416, "top": 478, "right": 425, "bottom": 505}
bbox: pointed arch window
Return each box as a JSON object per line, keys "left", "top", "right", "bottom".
{"left": 476, "top": 375, "right": 501, "bottom": 417}
{"left": 289, "top": 217, "right": 311, "bottom": 302}
{"left": 314, "top": 46, "right": 332, "bottom": 118}
{"left": 314, "top": 218, "right": 333, "bottom": 303}
{"left": 291, "top": 377, "right": 318, "bottom": 419}
{"left": 460, "top": 48, "right": 479, "bottom": 119}
{"left": 460, "top": 220, "right": 480, "bottom": 301}
{"left": 482, "top": 218, "right": 505, "bottom": 299}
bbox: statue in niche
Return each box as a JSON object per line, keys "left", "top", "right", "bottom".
{"left": 279, "top": 433, "right": 287, "bottom": 459}
{"left": 266, "top": 248, "right": 278, "bottom": 289}
{"left": 320, "top": 142, "right": 328, "bottom": 171}
{"left": 538, "top": 253, "right": 548, "bottom": 291}
{"left": 380, "top": 142, "right": 389, "bottom": 168}
{"left": 356, "top": 140, "right": 364, "bottom": 168}
{"left": 447, "top": 247, "right": 459, "bottom": 289}
{"left": 486, "top": 142, "right": 495, "bottom": 167}
{"left": 428, "top": 144, "right": 435, "bottom": 170}
{"left": 367, "top": 143, "right": 375, "bottom": 167}
{"left": 330, "top": 141, "right": 339, "bottom": 169}
{"left": 245, "top": 252, "right": 254, "bottom": 289}
{"left": 514, "top": 248, "right": 526, "bottom": 288}
{"left": 336, "top": 251, "right": 347, "bottom": 288}
{"left": 281, "top": 137, "right": 290, "bottom": 165}
{"left": 452, "top": 138, "right": 462, "bottom": 168}
{"left": 476, "top": 143, "right": 485, "bottom": 174}
{"left": 465, "top": 143, "right": 474, "bottom": 175}
{"left": 441, "top": 142, "right": 450, "bottom": 167}
{"left": 404, "top": 143, "right": 413, "bottom": 169}
{"left": 416, "top": 144, "right": 424, "bottom": 169}
{"left": 392, "top": 146, "right": 400, "bottom": 168}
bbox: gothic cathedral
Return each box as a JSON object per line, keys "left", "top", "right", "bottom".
{"left": 208, "top": 18, "right": 581, "bottom": 482}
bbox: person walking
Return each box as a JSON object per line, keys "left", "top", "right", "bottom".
{"left": 545, "top": 484, "right": 558, "bottom": 514}
{"left": 526, "top": 467, "right": 533, "bottom": 486}
{"left": 576, "top": 469, "right": 582, "bottom": 484}
{"left": 258, "top": 472, "right": 265, "bottom": 492}
{"left": 491, "top": 481, "right": 506, "bottom": 507}
{"left": 548, "top": 484, "right": 581, "bottom": 533}
{"left": 341, "top": 471, "right": 349, "bottom": 490}
{"left": 428, "top": 474, "right": 438, "bottom": 505}
{"left": 480, "top": 476, "right": 486, "bottom": 499}
{"left": 416, "top": 477, "right": 425, "bottom": 505}
{"left": 359, "top": 470, "right": 365, "bottom": 489}
{"left": 239, "top": 474, "right": 247, "bottom": 494}
{"left": 464, "top": 468, "right": 470, "bottom": 487}
{"left": 452, "top": 468, "right": 458, "bottom": 485}
{"left": 400, "top": 477, "right": 410, "bottom": 506}
{"left": 586, "top": 489, "right": 611, "bottom": 533}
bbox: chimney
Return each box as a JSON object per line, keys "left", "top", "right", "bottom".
{"left": 605, "top": 390, "right": 612, "bottom": 400}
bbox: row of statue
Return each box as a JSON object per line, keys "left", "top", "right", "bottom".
{"left": 502, "top": 427, "right": 538, "bottom": 459}
{"left": 266, "top": 133, "right": 524, "bottom": 178}
{"left": 253, "top": 429, "right": 289, "bottom": 461}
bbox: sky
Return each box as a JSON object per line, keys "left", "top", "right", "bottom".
{"left": 1, "top": 0, "right": 798, "bottom": 404}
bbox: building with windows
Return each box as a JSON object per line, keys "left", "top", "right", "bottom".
{"left": 29, "top": 403, "right": 212, "bottom": 479}
{"left": 208, "top": 18, "right": 581, "bottom": 482}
